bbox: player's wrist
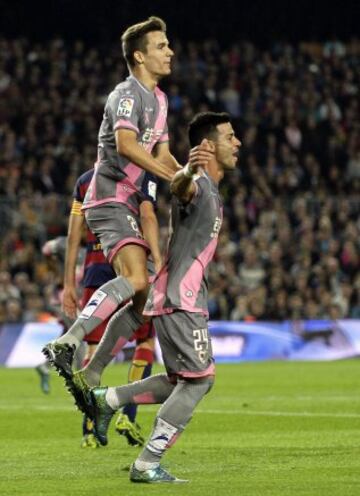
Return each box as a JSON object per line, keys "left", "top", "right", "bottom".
{"left": 183, "top": 163, "right": 195, "bottom": 178}
{"left": 64, "top": 283, "right": 75, "bottom": 290}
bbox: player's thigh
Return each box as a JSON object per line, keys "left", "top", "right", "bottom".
{"left": 153, "top": 312, "right": 215, "bottom": 378}
{"left": 85, "top": 204, "right": 149, "bottom": 270}
{"left": 112, "top": 244, "right": 148, "bottom": 280}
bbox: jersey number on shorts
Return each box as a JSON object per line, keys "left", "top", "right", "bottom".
{"left": 127, "top": 215, "right": 143, "bottom": 238}
{"left": 193, "top": 328, "right": 209, "bottom": 364}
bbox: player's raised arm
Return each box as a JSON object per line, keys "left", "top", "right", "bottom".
{"left": 170, "top": 139, "right": 213, "bottom": 202}
{"left": 153, "top": 141, "right": 182, "bottom": 173}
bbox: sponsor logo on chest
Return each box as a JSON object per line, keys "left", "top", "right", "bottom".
{"left": 141, "top": 127, "right": 164, "bottom": 144}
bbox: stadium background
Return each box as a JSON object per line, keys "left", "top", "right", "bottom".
{"left": 0, "top": 0, "right": 359, "bottom": 328}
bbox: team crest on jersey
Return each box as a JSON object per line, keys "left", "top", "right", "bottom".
{"left": 117, "top": 97, "right": 135, "bottom": 117}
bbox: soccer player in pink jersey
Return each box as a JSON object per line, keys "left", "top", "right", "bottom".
{"left": 89, "top": 112, "right": 241, "bottom": 483}
{"left": 42, "top": 17, "right": 185, "bottom": 390}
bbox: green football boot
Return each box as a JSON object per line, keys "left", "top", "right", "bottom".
{"left": 129, "top": 463, "right": 188, "bottom": 483}
{"left": 115, "top": 413, "right": 145, "bottom": 446}
{"left": 90, "top": 387, "right": 116, "bottom": 446}
{"left": 81, "top": 433, "right": 100, "bottom": 449}
{"left": 70, "top": 370, "right": 94, "bottom": 419}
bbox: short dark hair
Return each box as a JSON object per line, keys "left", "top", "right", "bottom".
{"left": 188, "top": 112, "right": 231, "bottom": 147}
{"left": 121, "top": 16, "right": 167, "bottom": 68}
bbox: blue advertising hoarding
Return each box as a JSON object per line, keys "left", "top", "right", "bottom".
{"left": 1, "top": 320, "right": 359, "bottom": 367}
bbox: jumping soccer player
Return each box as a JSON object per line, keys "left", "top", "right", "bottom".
{"left": 43, "top": 16, "right": 184, "bottom": 393}
{"left": 89, "top": 112, "right": 241, "bottom": 483}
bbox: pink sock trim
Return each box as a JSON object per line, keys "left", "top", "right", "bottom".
{"left": 111, "top": 336, "right": 127, "bottom": 356}
{"left": 178, "top": 362, "right": 216, "bottom": 378}
{"left": 92, "top": 299, "right": 118, "bottom": 320}
{"left": 133, "top": 392, "right": 156, "bottom": 404}
{"left": 166, "top": 432, "right": 180, "bottom": 449}
{"left": 82, "top": 358, "right": 90, "bottom": 368}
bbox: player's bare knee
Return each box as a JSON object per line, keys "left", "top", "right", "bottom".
{"left": 128, "top": 274, "right": 148, "bottom": 292}
{"left": 111, "top": 255, "right": 148, "bottom": 293}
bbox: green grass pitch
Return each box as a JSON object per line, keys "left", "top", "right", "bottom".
{"left": 1, "top": 361, "right": 360, "bottom": 495}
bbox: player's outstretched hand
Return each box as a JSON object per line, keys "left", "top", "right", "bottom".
{"left": 188, "top": 139, "right": 213, "bottom": 173}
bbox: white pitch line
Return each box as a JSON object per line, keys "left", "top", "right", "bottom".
{"left": 197, "top": 409, "right": 360, "bottom": 419}
{"left": 215, "top": 395, "right": 359, "bottom": 401}
{"left": 0, "top": 404, "right": 75, "bottom": 412}
{"left": 1, "top": 404, "right": 360, "bottom": 419}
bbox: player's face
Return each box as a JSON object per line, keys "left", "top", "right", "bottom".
{"left": 142, "top": 31, "right": 174, "bottom": 77}
{"left": 214, "top": 122, "right": 241, "bottom": 170}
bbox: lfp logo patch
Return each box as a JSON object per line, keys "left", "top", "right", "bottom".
{"left": 117, "top": 97, "right": 135, "bottom": 117}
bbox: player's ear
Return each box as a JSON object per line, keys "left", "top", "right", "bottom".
{"left": 200, "top": 138, "right": 216, "bottom": 153}
{"left": 134, "top": 50, "right": 144, "bottom": 65}
{"left": 206, "top": 139, "right": 216, "bottom": 153}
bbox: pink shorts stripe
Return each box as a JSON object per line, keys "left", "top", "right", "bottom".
{"left": 143, "top": 305, "right": 208, "bottom": 317}
{"left": 158, "top": 133, "right": 169, "bottom": 143}
{"left": 143, "top": 307, "right": 173, "bottom": 316}
{"left": 178, "top": 362, "right": 215, "bottom": 379}
{"left": 82, "top": 198, "right": 139, "bottom": 215}
{"left": 108, "top": 237, "right": 150, "bottom": 264}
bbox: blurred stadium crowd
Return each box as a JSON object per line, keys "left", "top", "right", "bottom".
{"left": 0, "top": 37, "right": 359, "bottom": 323}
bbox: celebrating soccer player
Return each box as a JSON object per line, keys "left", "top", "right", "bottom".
{"left": 43, "top": 17, "right": 180, "bottom": 399}
{"left": 89, "top": 112, "right": 241, "bottom": 483}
